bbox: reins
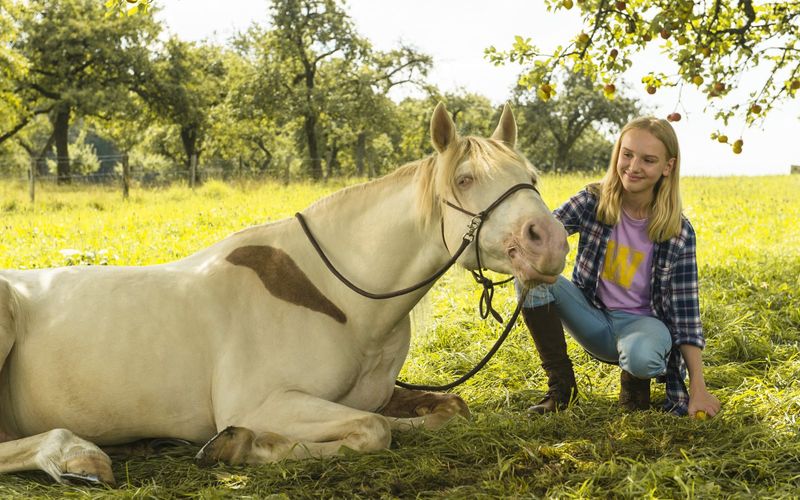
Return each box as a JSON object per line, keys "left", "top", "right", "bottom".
{"left": 295, "top": 182, "right": 539, "bottom": 391}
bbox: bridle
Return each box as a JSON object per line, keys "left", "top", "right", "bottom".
{"left": 295, "top": 182, "right": 540, "bottom": 391}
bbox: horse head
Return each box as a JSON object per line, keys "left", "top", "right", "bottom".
{"left": 425, "top": 102, "right": 569, "bottom": 288}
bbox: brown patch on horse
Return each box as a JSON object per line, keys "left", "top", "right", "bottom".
{"left": 227, "top": 245, "right": 347, "bottom": 324}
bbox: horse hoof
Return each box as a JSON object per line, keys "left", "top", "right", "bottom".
{"left": 195, "top": 426, "right": 255, "bottom": 466}
{"left": 62, "top": 453, "right": 116, "bottom": 487}
{"left": 60, "top": 472, "right": 103, "bottom": 486}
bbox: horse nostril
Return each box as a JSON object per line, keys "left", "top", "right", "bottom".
{"left": 527, "top": 223, "right": 541, "bottom": 243}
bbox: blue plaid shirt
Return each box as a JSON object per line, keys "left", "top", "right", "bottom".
{"left": 554, "top": 188, "right": 703, "bottom": 415}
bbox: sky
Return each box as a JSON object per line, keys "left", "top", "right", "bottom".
{"left": 156, "top": 0, "right": 799, "bottom": 177}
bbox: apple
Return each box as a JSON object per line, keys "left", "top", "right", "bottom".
{"left": 667, "top": 112, "right": 682, "bottom": 122}
{"left": 578, "top": 33, "right": 590, "bottom": 45}
{"left": 615, "top": 1, "right": 626, "bottom": 10}
{"left": 714, "top": 82, "right": 726, "bottom": 92}
{"left": 562, "top": 0, "right": 574, "bottom": 9}
{"left": 717, "top": 135, "right": 728, "bottom": 143}
{"left": 609, "top": 48, "right": 619, "bottom": 60}
{"left": 791, "top": 80, "right": 800, "bottom": 90}
{"left": 660, "top": 29, "right": 671, "bottom": 39}
{"left": 643, "top": 33, "right": 653, "bottom": 42}
{"left": 604, "top": 83, "right": 616, "bottom": 94}
{"left": 750, "top": 104, "right": 762, "bottom": 114}
{"left": 646, "top": 85, "right": 657, "bottom": 94}
{"left": 691, "top": 75, "right": 704, "bottom": 86}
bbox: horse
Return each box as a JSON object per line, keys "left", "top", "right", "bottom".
{"left": 0, "top": 103, "right": 568, "bottom": 485}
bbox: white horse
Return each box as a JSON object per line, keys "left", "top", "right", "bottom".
{"left": 0, "top": 103, "right": 568, "bottom": 485}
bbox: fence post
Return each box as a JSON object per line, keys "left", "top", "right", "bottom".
{"left": 122, "top": 153, "right": 130, "bottom": 200}
{"left": 28, "top": 158, "right": 36, "bottom": 204}
{"left": 190, "top": 153, "right": 197, "bottom": 189}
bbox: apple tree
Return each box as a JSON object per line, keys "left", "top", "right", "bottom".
{"left": 486, "top": 0, "right": 800, "bottom": 154}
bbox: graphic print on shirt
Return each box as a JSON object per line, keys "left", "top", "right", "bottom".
{"left": 601, "top": 240, "right": 645, "bottom": 289}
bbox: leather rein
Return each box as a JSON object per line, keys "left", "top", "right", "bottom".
{"left": 295, "top": 182, "right": 539, "bottom": 391}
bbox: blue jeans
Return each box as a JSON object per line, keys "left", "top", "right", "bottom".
{"left": 517, "top": 277, "right": 671, "bottom": 379}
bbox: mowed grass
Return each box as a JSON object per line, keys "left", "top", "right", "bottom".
{"left": 0, "top": 174, "right": 798, "bottom": 498}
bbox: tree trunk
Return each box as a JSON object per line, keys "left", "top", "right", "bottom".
{"left": 355, "top": 131, "right": 366, "bottom": 177}
{"left": 53, "top": 106, "right": 71, "bottom": 184}
{"left": 180, "top": 126, "right": 199, "bottom": 185}
{"left": 326, "top": 143, "right": 340, "bottom": 178}
{"left": 37, "top": 132, "right": 55, "bottom": 176}
{"left": 553, "top": 141, "right": 571, "bottom": 172}
{"left": 304, "top": 113, "right": 322, "bottom": 180}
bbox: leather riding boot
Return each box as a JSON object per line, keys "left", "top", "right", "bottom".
{"left": 522, "top": 304, "right": 578, "bottom": 414}
{"left": 619, "top": 370, "right": 651, "bottom": 411}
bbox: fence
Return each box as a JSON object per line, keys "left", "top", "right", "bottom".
{"left": 1, "top": 153, "right": 283, "bottom": 204}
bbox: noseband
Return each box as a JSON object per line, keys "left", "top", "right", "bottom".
{"left": 295, "top": 182, "right": 541, "bottom": 391}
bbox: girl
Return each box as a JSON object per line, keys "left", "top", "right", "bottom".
{"left": 518, "top": 117, "right": 720, "bottom": 417}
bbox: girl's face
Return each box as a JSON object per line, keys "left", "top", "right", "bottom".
{"left": 616, "top": 128, "right": 675, "bottom": 197}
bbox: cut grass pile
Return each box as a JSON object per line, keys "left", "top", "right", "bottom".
{"left": 0, "top": 174, "right": 798, "bottom": 498}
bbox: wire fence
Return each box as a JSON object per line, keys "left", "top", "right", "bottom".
{"left": 0, "top": 153, "right": 315, "bottom": 203}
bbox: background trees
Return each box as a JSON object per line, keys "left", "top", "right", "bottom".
{"left": 0, "top": 0, "right": 651, "bottom": 180}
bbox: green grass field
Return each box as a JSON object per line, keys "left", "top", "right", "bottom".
{"left": 0, "top": 174, "right": 798, "bottom": 498}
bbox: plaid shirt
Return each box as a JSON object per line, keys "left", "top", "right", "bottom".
{"left": 555, "top": 188, "right": 703, "bottom": 415}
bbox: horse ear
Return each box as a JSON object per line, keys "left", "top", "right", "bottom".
{"left": 491, "top": 103, "right": 517, "bottom": 148}
{"left": 430, "top": 102, "right": 456, "bottom": 153}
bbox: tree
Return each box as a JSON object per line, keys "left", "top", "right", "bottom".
{"left": 207, "top": 49, "right": 299, "bottom": 180}
{"left": 266, "top": 0, "right": 368, "bottom": 180}
{"left": 10, "top": 0, "right": 159, "bottom": 182}
{"left": 0, "top": 0, "right": 34, "bottom": 147}
{"left": 318, "top": 45, "right": 431, "bottom": 177}
{"left": 487, "top": 0, "right": 800, "bottom": 153}
{"left": 513, "top": 71, "right": 641, "bottom": 172}
{"left": 136, "top": 37, "right": 228, "bottom": 174}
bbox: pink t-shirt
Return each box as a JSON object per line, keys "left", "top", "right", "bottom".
{"left": 597, "top": 209, "right": 654, "bottom": 316}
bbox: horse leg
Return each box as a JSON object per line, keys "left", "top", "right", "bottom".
{"left": 0, "top": 429, "right": 115, "bottom": 485}
{"left": 196, "top": 392, "right": 392, "bottom": 465}
{"left": 379, "top": 386, "right": 471, "bottom": 431}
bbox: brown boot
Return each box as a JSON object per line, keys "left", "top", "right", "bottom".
{"left": 619, "top": 370, "right": 650, "bottom": 411}
{"left": 522, "top": 304, "right": 578, "bottom": 414}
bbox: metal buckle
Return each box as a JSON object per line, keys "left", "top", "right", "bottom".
{"left": 463, "top": 214, "right": 483, "bottom": 242}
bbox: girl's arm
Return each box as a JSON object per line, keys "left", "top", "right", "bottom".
{"left": 679, "top": 344, "right": 721, "bottom": 417}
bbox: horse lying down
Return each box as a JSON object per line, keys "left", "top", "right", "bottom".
{"left": 0, "top": 103, "right": 568, "bottom": 485}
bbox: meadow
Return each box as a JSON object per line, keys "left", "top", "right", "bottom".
{"left": 0, "top": 173, "right": 798, "bottom": 498}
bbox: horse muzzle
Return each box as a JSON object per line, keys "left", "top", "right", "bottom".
{"left": 506, "top": 217, "right": 569, "bottom": 286}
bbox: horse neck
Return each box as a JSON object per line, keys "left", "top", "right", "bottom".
{"left": 301, "top": 173, "right": 449, "bottom": 324}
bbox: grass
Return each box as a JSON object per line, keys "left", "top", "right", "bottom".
{"left": 0, "top": 174, "right": 798, "bottom": 498}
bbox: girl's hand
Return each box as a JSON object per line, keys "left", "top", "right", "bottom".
{"left": 688, "top": 386, "right": 721, "bottom": 418}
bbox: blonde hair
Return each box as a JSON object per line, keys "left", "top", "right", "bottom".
{"left": 595, "top": 117, "right": 682, "bottom": 242}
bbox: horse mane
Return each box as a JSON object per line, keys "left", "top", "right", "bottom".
{"left": 408, "top": 136, "right": 537, "bottom": 230}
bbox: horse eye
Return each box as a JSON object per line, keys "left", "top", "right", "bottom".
{"left": 457, "top": 175, "right": 474, "bottom": 188}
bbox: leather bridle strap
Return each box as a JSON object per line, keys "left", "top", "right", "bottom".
{"left": 440, "top": 183, "right": 540, "bottom": 323}
{"left": 295, "top": 182, "right": 538, "bottom": 301}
